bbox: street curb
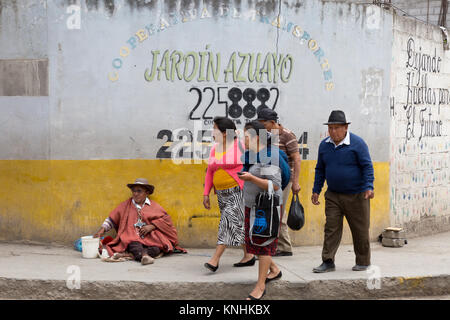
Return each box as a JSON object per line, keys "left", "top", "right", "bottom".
{"left": 1, "top": 275, "right": 450, "bottom": 300}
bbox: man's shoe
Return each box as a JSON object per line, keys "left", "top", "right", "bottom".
{"left": 312, "top": 261, "right": 336, "bottom": 273}
{"left": 352, "top": 264, "right": 370, "bottom": 271}
{"left": 274, "top": 250, "right": 293, "bottom": 257}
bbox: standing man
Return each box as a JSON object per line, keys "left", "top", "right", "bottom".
{"left": 257, "top": 107, "right": 301, "bottom": 256}
{"left": 311, "top": 110, "right": 374, "bottom": 273}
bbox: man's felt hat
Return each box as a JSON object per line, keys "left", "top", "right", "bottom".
{"left": 256, "top": 107, "right": 278, "bottom": 121}
{"left": 127, "top": 178, "right": 155, "bottom": 194}
{"left": 323, "top": 110, "right": 351, "bottom": 125}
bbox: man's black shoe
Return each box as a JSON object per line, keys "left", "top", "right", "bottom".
{"left": 274, "top": 251, "right": 293, "bottom": 257}
{"left": 312, "top": 261, "right": 336, "bottom": 273}
{"left": 352, "top": 264, "right": 370, "bottom": 271}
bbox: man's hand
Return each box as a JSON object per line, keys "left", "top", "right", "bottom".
{"left": 291, "top": 182, "right": 301, "bottom": 195}
{"left": 93, "top": 227, "right": 105, "bottom": 238}
{"left": 364, "top": 190, "right": 375, "bottom": 199}
{"left": 311, "top": 193, "right": 320, "bottom": 205}
{"left": 139, "top": 224, "right": 155, "bottom": 238}
{"left": 203, "top": 195, "right": 211, "bottom": 210}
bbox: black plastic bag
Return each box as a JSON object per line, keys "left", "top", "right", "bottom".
{"left": 249, "top": 181, "right": 281, "bottom": 247}
{"left": 252, "top": 191, "right": 280, "bottom": 239}
{"left": 287, "top": 194, "right": 305, "bottom": 231}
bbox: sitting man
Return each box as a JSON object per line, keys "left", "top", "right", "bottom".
{"left": 94, "top": 178, "right": 186, "bottom": 265}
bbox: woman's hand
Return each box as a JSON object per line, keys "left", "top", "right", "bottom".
{"left": 237, "top": 172, "right": 253, "bottom": 181}
{"left": 291, "top": 182, "right": 301, "bottom": 194}
{"left": 239, "top": 172, "right": 279, "bottom": 191}
{"left": 203, "top": 195, "right": 211, "bottom": 210}
{"left": 139, "top": 224, "right": 155, "bottom": 238}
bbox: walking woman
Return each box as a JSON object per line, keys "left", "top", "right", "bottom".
{"left": 238, "top": 121, "right": 283, "bottom": 300}
{"left": 203, "top": 116, "right": 255, "bottom": 272}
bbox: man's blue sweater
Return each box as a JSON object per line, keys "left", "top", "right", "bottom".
{"left": 313, "top": 132, "right": 374, "bottom": 194}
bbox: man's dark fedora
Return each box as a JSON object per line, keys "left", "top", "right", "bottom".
{"left": 323, "top": 110, "right": 351, "bottom": 125}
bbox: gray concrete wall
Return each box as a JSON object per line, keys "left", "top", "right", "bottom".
{"left": 0, "top": 0, "right": 398, "bottom": 247}
{"left": 0, "top": 0, "right": 49, "bottom": 159}
{"left": 1, "top": 0, "right": 394, "bottom": 161}
{"left": 389, "top": 13, "right": 450, "bottom": 236}
{"left": 0, "top": 0, "right": 48, "bottom": 96}
{"left": 0, "top": 0, "right": 48, "bottom": 59}
{"left": 0, "top": 97, "right": 50, "bottom": 159}
{"left": 1, "top": 0, "right": 448, "bottom": 246}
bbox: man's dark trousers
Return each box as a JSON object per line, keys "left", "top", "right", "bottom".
{"left": 322, "top": 190, "right": 371, "bottom": 266}
{"left": 127, "top": 242, "right": 161, "bottom": 261}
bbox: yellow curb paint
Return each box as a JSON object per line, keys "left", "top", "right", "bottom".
{"left": 398, "top": 276, "right": 427, "bottom": 289}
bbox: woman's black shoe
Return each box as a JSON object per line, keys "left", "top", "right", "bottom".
{"left": 204, "top": 262, "right": 219, "bottom": 272}
{"left": 247, "top": 289, "right": 266, "bottom": 300}
{"left": 265, "top": 271, "right": 282, "bottom": 283}
{"left": 233, "top": 256, "right": 256, "bottom": 267}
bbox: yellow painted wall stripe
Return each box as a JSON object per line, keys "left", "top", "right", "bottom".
{"left": 0, "top": 160, "right": 390, "bottom": 247}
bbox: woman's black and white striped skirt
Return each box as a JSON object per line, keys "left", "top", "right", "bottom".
{"left": 216, "top": 186, "right": 245, "bottom": 246}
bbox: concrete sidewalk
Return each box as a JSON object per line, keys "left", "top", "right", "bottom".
{"left": 1, "top": 231, "right": 450, "bottom": 300}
